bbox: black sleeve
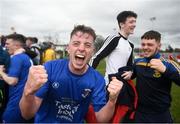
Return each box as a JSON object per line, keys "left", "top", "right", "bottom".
{"left": 131, "top": 64, "right": 137, "bottom": 79}
{"left": 92, "top": 37, "right": 120, "bottom": 69}
{"left": 24, "top": 47, "right": 37, "bottom": 59}
{"left": 127, "top": 42, "right": 134, "bottom": 66}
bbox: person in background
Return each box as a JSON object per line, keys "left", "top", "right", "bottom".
{"left": 19, "top": 25, "right": 123, "bottom": 123}
{"left": 0, "top": 34, "right": 33, "bottom": 123}
{"left": 42, "top": 41, "right": 56, "bottom": 64}
{"left": 0, "top": 44, "right": 10, "bottom": 122}
{"left": 26, "top": 37, "right": 41, "bottom": 65}
{"left": 122, "top": 30, "right": 180, "bottom": 123}
{"left": 89, "top": 10, "right": 138, "bottom": 123}
{"left": 90, "top": 10, "right": 137, "bottom": 84}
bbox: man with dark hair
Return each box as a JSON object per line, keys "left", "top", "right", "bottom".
{"left": 122, "top": 30, "right": 180, "bottom": 123}
{"left": 90, "top": 10, "right": 137, "bottom": 84}
{"left": 0, "top": 33, "right": 32, "bottom": 122}
{"left": 19, "top": 25, "right": 123, "bottom": 123}
{"left": 89, "top": 11, "right": 137, "bottom": 122}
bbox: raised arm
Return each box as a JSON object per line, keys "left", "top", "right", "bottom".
{"left": 150, "top": 59, "right": 180, "bottom": 85}
{"left": 0, "top": 65, "right": 18, "bottom": 85}
{"left": 19, "top": 65, "right": 48, "bottom": 120}
{"left": 95, "top": 77, "right": 123, "bottom": 122}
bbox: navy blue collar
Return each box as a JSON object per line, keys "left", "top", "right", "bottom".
{"left": 145, "top": 52, "right": 161, "bottom": 61}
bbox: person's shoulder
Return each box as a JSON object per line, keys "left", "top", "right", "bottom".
{"left": 160, "top": 57, "right": 179, "bottom": 69}
{"left": 107, "top": 33, "right": 121, "bottom": 40}
{"left": 88, "top": 66, "right": 104, "bottom": 78}
{"left": 31, "top": 43, "right": 40, "bottom": 48}
{"left": 134, "top": 57, "right": 145, "bottom": 63}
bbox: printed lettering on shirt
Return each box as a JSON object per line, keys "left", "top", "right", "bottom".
{"left": 55, "top": 99, "right": 80, "bottom": 122}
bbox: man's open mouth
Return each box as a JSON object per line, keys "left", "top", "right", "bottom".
{"left": 75, "top": 54, "right": 85, "bottom": 60}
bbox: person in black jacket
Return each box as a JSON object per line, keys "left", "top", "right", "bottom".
{"left": 0, "top": 45, "right": 10, "bottom": 122}
{"left": 122, "top": 30, "right": 180, "bottom": 123}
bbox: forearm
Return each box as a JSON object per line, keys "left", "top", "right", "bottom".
{"left": 95, "top": 99, "right": 116, "bottom": 122}
{"left": 20, "top": 86, "right": 41, "bottom": 120}
{"left": 20, "top": 94, "right": 36, "bottom": 119}
{"left": 0, "top": 71, "right": 18, "bottom": 85}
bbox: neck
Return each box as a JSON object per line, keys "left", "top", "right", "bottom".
{"left": 13, "top": 48, "right": 25, "bottom": 55}
{"left": 119, "top": 30, "right": 129, "bottom": 39}
{"left": 68, "top": 63, "right": 89, "bottom": 75}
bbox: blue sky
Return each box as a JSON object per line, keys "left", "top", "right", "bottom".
{"left": 0, "top": 0, "right": 180, "bottom": 49}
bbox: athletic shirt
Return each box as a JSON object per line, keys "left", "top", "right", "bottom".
{"left": 2, "top": 53, "right": 32, "bottom": 123}
{"left": 105, "top": 36, "right": 132, "bottom": 82}
{"left": 134, "top": 53, "right": 180, "bottom": 113}
{"left": 90, "top": 33, "right": 133, "bottom": 84}
{"left": 35, "top": 59, "right": 106, "bottom": 123}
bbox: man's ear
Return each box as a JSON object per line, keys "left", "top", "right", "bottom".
{"left": 66, "top": 45, "right": 69, "bottom": 54}
{"left": 158, "top": 43, "right": 161, "bottom": 50}
{"left": 119, "top": 22, "right": 124, "bottom": 29}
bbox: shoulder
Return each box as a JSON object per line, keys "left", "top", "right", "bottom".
{"left": 44, "top": 59, "right": 67, "bottom": 69}
{"left": 104, "top": 33, "right": 121, "bottom": 43}
{"left": 88, "top": 66, "right": 104, "bottom": 80}
{"left": 134, "top": 57, "right": 145, "bottom": 63}
{"left": 31, "top": 44, "right": 40, "bottom": 49}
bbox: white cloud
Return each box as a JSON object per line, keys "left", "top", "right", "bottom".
{"left": 0, "top": 0, "right": 180, "bottom": 48}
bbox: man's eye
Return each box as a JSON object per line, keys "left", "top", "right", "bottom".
{"left": 73, "top": 42, "right": 79, "bottom": 46}
{"left": 85, "top": 43, "right": 93, "bottom": 48}
{"left": 141, "top": 43, "right": 145, "bottom": 46}
{"left": 85, "top": 44, "right": 91, "bottom": 48}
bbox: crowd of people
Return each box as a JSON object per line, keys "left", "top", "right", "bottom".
{"left": 0, "top": 10, "right": 179, "bottom": 123}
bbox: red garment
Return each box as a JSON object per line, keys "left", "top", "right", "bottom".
{"left": 85, "top": 80, "right": 138, "bottom": 123}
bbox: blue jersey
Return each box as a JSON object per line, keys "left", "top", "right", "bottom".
{"left": 133, "top": 53, "right": 180, "bottom": 114}
{"left": 2, "top": 53, "right": 32, "bottom": 123}
{"left": 35, "top": 59, "right": 106, "bottom": 123}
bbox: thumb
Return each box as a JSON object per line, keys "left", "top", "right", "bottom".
{"left": 111, "top": 76, "right": 117, "bottom": 80}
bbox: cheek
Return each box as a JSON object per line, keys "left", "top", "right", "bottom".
{"left": 87, "top": 49, "right": 94, "bottom": 55}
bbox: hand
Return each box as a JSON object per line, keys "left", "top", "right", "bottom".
{"left": 0, "top": 65, "right": 5, "bottom": 79}
{"left": 0, "top": 65, "right": 5, "bottom": 72}
{"left": 107, "top": 77, "right": 123, "bottom": 102}
{"left": 24, "top": 65, "right": 48, "bottom": 95}
{"left": 121, "top": 71, "right": 133, "bottom": 80}
{"left": 150, "top": 59, "right": 166, "bottom": 73}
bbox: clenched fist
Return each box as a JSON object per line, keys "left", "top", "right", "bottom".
{"left": 150, "top": 59, "right": 166, "bottom": 73}
{"left": 107, "top": 77, "right": 123, "bottom": 102}
{"left": 24, "top": 65, "right": 48, "bottom": 96}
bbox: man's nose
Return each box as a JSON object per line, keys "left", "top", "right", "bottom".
{"left": 78, "top": 44, "right": 85, "bottom": 51}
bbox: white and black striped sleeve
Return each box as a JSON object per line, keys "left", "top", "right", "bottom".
{"left": 91, "top": 36, "right": 120, "bottom": 69}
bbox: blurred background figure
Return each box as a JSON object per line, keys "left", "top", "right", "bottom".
{"left": 0, "top": 42, "right": 10, "bottom": 122}
{"left": 41, "top": 41, "right": 56, "bottom": 64}
{"left": 0, "top": 34, "right": 33, "bottom": 123}
{"left": 26, "top": 37, "right": 41, "bottom": 65}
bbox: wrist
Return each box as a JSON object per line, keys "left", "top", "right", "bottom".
{"left": 0, "top": 71, "right": 4, "bottom": 79}
{"left": 108, "top": 97, "right": 117, "bottom": 105}
{"left": 23, "top": 83, "right": 35, "bottom": 97}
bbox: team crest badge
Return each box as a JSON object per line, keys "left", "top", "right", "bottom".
{"left": 153, "top": 70, "right": 161, "bottom": 78}
{"left": 52, "top": 82, "right": 60, "bottom": 89}
{"left": 82, "top": 89, "right": 91, "bottom": 98}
